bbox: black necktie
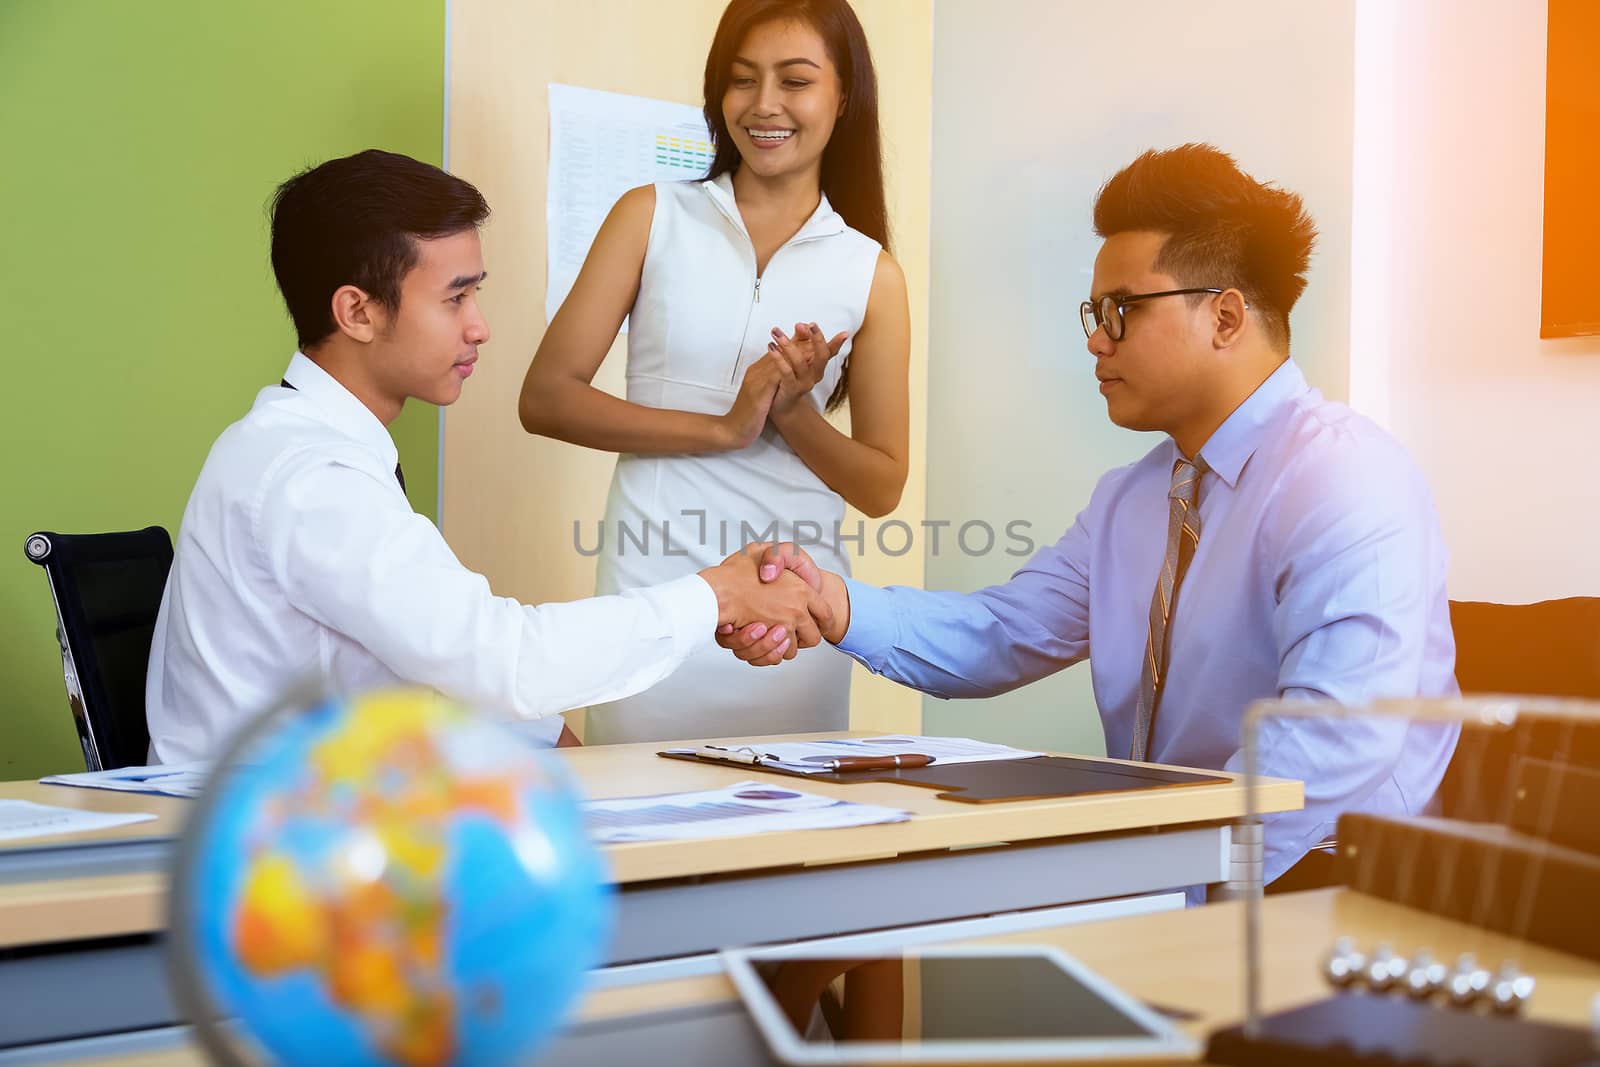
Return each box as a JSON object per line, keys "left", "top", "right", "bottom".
{"left": 280, "top": 378, "right": 406, "bottom": 497}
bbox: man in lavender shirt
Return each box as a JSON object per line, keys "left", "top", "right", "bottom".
{"left": 721, "top": 143, "right": 1459, "bottom": 891}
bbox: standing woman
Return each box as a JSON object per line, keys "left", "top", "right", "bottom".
{"left": 520, "top": 0, "right": 910, "bottom": 744}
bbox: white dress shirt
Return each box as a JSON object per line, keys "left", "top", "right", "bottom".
{"left": 146, "top": 353, "right": 717, "bottom": 763}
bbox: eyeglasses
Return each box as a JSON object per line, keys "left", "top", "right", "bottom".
{"left": 1079, "top": 288, "right": 1235, "bottom": 342}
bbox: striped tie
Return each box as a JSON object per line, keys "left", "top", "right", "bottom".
{"left": 1131, "top": 455, "right": 1208, "bottom": 762}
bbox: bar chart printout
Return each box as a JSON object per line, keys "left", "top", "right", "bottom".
{"left": 546, "top": 83, "right": 713, "bottom": 329}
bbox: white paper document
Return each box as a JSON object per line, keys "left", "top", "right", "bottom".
{"left": 672, "top": 735, "right": 1043, "bottom": 775}
{"left": 40, "top": 761, "right": 212, "bottom": 798}
{"left": 583, "top": 781, "right": 909, "bottom": 843}
{"left": 546, "top": 83, "right": 714, "bottom": 328}
{"left": 0, "top": 799, "right": 158, "bottom": 843}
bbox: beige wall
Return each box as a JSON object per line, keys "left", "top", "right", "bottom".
{"left": 923, "top": 0, "right": 1357, "bottom": 753}
{"left": 1350, "top": 0, "right": 1600, "bottom": 603}
{"left": 443, "top": 0, "right": 932, "bottom": 736}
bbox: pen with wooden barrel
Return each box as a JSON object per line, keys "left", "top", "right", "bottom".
{"left": 821, "top": 754, "right": 936, "bottom": 772}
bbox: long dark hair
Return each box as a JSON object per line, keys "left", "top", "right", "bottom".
{"left": 702, "top": 0, "right": 889, "bottom": 412}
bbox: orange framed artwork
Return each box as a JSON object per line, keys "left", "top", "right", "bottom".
{"left": 1541, "top": 0, "right": 1600, "bottom": 338}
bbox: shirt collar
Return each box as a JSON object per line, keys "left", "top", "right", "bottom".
{"left": 278, "top": 352, "right": 399, "bottom": 467}
{"left": 1192, "top": 359, "right": 1309, "bottom": 489}
{"left": 702, "top": 171, "right": 845, "bottom": 243}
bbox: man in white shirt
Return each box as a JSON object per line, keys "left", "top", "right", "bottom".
{"left": 146, "top": 149, "right": 820, "bottom": 763}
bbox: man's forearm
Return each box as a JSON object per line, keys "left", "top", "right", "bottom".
{"left": 831, "top": 578, "right": 1090, "bottom": 700}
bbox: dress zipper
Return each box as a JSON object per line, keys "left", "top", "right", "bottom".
{"left": 727, "top": 240, "right": 826, "bottom": 386}
{"left": 706, "top": 187, "right": 837, "bottom": 386}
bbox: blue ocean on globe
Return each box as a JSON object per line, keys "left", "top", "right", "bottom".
{"left": 173, "top": 690, "right": 613, "bottom": 1067}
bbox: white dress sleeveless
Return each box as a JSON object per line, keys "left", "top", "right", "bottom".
{"left": 585, "top": 173, "right": 881, "bottom": 745}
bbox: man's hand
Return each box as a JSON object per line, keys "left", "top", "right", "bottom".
{"left": 715, "top": 542, "right": 850, "bottom": 665}
{"left": 698, "top": 545, "right": 834, "bottom": 666}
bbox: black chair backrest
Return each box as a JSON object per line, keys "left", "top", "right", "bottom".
{"left": 1439, "top": 597, "right": 1600, "bottom": 822}
{"left": 24, "top": 527, "right": 173, "bottom": 770}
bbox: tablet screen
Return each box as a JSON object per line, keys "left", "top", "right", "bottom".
{"left": 748, "top": 951, "right": 1159, "bottom": 1044}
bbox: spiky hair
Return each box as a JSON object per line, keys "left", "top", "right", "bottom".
{"left": 1093, "top": 143, "right": 1317, "bottom": 351}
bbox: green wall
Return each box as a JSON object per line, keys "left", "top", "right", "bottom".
{"left": 0, "top": 1, "right": 445, "bottom": 776}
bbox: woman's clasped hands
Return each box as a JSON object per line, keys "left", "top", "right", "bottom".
{"left": 722, "top": 322, "right": 848, "bottom": 449}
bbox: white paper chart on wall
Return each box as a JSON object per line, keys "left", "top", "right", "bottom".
{"left": 546, "top": 83, "right": 714, "bottom": 331}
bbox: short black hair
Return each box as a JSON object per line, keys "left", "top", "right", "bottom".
{"left": 1092, "top": 143, "right": 1316, "bottom": 352}
{"left": 269, "top": 149, "right": 489, "bottom": 350}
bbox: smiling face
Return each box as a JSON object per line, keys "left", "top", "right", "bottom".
{"left": 1086, "top": 231, "right": 1224, "bottom": 440}
{"left": 721, "top": 18, "right": 843, "bottom": 182}
{"left": 366, "top": 229, "right": 489, "bottom": 413}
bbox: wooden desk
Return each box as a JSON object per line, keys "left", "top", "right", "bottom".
{"left": 568, "top": 736, "right": 1298, "bottom": 965}
{"left": 0, "top": 782, "right": 186, "bottom": 883}
{"left": 570, "top": 738, "right": 1293, "bottom": 885}
{"left": 0, "top": 736, "right": 1300, "bottom": 955}
{"left": 28, "top": 890, "right": 1600, "bottom": 1067}
{"left": 0, "top": 735, "right": 1299, "bottom": 1052}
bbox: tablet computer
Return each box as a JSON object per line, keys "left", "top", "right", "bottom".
{"left": 722, "top": 943, "right": 1197, "bottom": 1064}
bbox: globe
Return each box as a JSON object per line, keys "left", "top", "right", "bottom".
{"left": 168, "top": 688, "right": 612, "bottom": 1067}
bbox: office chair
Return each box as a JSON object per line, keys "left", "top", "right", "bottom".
{"left": 24, "top": 527, "right": 173, "bottom": 771}
{"left": 1271, "top": 598, "right": 1600, "bottom": 895}
{"left": 1439, "top": 597, "right": 1600, "bottom": 822}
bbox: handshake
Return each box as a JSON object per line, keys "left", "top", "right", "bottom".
{"left": 696, "top": 542, "right": 849, "bottom": 666}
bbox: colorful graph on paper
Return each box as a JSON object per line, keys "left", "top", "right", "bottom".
{"left": 546, "top": 84, "right": 715, "bottom": 330}
{"left": 655, "top": 132, "right": 713, "bottom": 173}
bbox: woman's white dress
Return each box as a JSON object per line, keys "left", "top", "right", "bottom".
{"left": 584, "top": 173, "right": 881, "bottom": 745}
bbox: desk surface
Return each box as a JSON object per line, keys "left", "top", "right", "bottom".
{"left": 575, "top": 885, "right": 1600, "bottom": 1034}
{"left": 565, "top": 735, "right": 1299, "bottom": 884}
{"left": 1, "top": 732, "right": 1301, "bottom": 879}
{"left": 50, "top": 888, "right": 1600, "bottom": 1067}
{"left": 0, "top": 733, "right": 1300, "bottom": 948}
{"left": 0, "top": 781, "right": 188, "bottom": 847}
{"left": 574, "top": 888, "right": 1600, "bottom": 1059}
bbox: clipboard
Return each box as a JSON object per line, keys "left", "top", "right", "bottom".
{"left": 657, "top": 750, "right": 1228, "bottom": 804}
